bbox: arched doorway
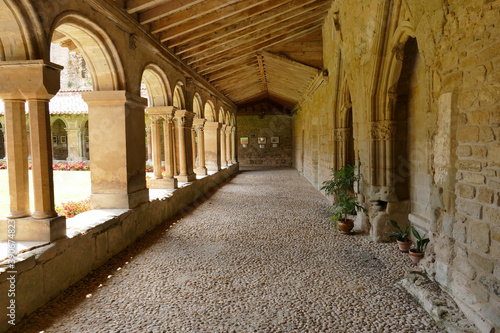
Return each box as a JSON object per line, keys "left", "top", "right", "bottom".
{"left": 51, "top": 119, "right": 68, "bottom": 160}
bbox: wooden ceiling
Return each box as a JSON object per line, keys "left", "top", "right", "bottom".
{"left": 124, "top": 0, "right": 333, "bottom": 109}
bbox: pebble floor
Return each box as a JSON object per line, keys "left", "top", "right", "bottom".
{"left": 11, "top": 168, "right": 443, "bottom": 333}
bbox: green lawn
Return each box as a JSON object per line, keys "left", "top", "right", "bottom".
{"left": 0, "top": 170, "right": 91, "bottom": 218}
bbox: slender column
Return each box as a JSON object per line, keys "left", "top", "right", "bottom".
{"left": 193, "top": 118, "right": 207, "bottom": 175}
{"left": 77, "top": 130, "right": 84, "bottom": 160}
{"left": 150, "top": 116, "right": 163, "bottom": 179}
{"left": 146, "top": 127, "right": 152, "bottom": 164}
{"left": 191, "top": 128, "right": 197, "bottom": 169}
{"left": 174, "top": 110, "right": 196, "bottom": 182}
{"left": 203, "top": 121, "right": 221, "bottom": 172}
{"left": 82, "top": 91, "right": 149, "bottom": 209}
{"left": 220, "top": 125, "right": 227, "bottom": 168}
{"left": 231, "top": 126, "right": 237, "bottom": 164}
{"left": 225, "top": 126, "right": 231, "bottom": 165}
{"left": 28, "top": 98, "right": 58, "bottom": 218}
{"left": 3, "top": 99, "right": 30, "bottom": 218}
{"left": 163, "top": 114, "right": 175, "bottom": 178}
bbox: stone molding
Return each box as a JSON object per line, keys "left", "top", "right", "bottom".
{"left": 370, "top": 120, "right": 397, "bottom": 140}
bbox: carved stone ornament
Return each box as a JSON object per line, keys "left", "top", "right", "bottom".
{"left": 334, "top": 128, "right": 351, "bottom": 141}
{"left": 370, "top": 121, "right": 397, "bottom": 140}
{"left": 149, "top": 115, "right": 161, "bottom": 124}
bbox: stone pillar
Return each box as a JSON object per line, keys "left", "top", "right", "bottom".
{"left": 3, "top": 99, "right": 30, "bottom": 218}
{"left": 231, "top": 126, "right": 237, "bottom": 164}
{"left": 67, "top": 127, "right": 81, "bottom": 161}
{"left": 150, "top": 116, "right": 163, "bottom": 179}
{"left": 204, "top": 121, "right": 221, "bottom": 172}
{"left": 193, "top": 118, "right": 207, "bottom": 175}
{"left": 0, "top": 60, "right": 66, "bottom": 242}
{"left": 82, "top": 91, "right": 149, "bottom": 209}
{"left": 174, "top": 110, "right": 196, "bottom": 182}
{"left": 191, "top": 127, "right": 197, "bottom": 169}
{"left": 147, "top": 107, "right": 178, "bottom": 190}
{"left": 220, "top": 125, "right": 227, "bottom": 168}
{"left": 28, "top": 98, "right": 58, "bottom": 219}
{"left": 226, "top": 126, "right": 232, "bottom": 165}
{"left": 146, "top": 127, "right": 152, "bottom": 164}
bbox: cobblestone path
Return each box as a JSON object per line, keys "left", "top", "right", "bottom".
{"left": 11, "top": 168, "right": 442, "bottom": 332}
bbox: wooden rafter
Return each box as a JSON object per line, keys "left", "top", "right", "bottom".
{"left": 138, "top": 0, "right": 206, "bottom": 24}
{"left": 257, "top": 54, "right": 268, "bottom": 93}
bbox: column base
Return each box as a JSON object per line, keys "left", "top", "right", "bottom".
{"left": 176, "top": 173, "right": 197, "bottom": 183}
{"left": 32, "top": 210, "right": 58, "bottom": 220}
{"left": 6, "top": 210, "right": 32, "bottom": 219}
{"left": 150, "top": 177, "right": 178, "bottom": 189}
{"left": 206, "top": 163, "right": 221, "bottom": 172}
{"left": 0, "top": 215, "right": 66, "bottom": 242}
{"left": 194, "top": 167, "right": 207, "bottom": 176}
{"left": 91, "top": 188, "right": 149, "bottom": 209}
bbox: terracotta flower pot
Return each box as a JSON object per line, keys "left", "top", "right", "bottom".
{"left": 397, "top": 240, "right": 412, "bottom": 253}
{"left": 338, "top": 219, "right": 354, "bottom": 235}
{"left": 409, "top": 249, "right": 424, "bottom": 266}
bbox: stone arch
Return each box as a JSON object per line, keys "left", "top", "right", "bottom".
{"left": 193, "top": 93, "right": 203, "bottom": 118}
{"left": 0, "top": 0, "right": 45, "bottom": 61}
{"left": 336, "top": 79, "right": 355, "bottom": 168}
{"left": 172, "top": 82, "right": 185, "bottom": 109}
{"left": 50, "top": 12, "right": 125, "bottom": 91}
{"left": 204, "top": 100, "right": 215, "bottom": 122}
{"left": 230, "top": 114, "right": 236, "bottom": 126}
{"left": 225, "top": 111, "right": 231, "bottom": 125}
{"left": 218, "top": 107, "right": 224, "bottom": 124}
{"left": 141, "top": 64, "right": 171, "bottom": 107}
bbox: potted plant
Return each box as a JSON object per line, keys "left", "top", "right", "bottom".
{"left": 385, "top": 220, "right": 412, "bottom": 252}
{"left": 321, "top": 165, "right": 365, "bottom": 234}
{"left": 409, "top": 226, "right": 429, "bottom": 265}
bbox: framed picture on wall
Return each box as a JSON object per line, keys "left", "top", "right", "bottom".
{"left": 271, "top": 137, "right": 280, "bottom": 144}
{"left": 60, "top": 136, "right": 67, "bottom": 144}
{"left": 258, "top": 137, "right": 266, "bottom": 144}
{"left": 240, "top": 137, "right": 249, "bottom": 145}
{"left": 52, "top": 136, "right": 58, "bottom": 145}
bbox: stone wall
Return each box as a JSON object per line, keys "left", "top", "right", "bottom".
{"left": 293, "top": 0, "right": 500, "bottom": 331}
{"left": 237, "top": 113, "right": 292, "bottom": 167}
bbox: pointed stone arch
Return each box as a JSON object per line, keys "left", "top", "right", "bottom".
{"left": 193, "top": 93, "right": 203, "bottom": 118}
{"left": 172, "top": 82, "right": 185, "bottom": 109}
{"left": 204, "top": 100, "right": 215, "bottom": 122}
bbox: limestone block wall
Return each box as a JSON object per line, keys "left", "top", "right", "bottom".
{"left": 292, "top": 0, "right": 500, "bottom": 330}
{"left": 237, "top": 114, "right": 292, "bottom": 167}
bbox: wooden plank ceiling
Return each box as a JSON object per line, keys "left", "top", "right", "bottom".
{"left": 124, "top": 0, "right": 333, "bottom": 109}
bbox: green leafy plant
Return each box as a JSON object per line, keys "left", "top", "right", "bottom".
{"left": 385, "top": 220, "right": 410, "bottom": 242}
{"left": 410, "top": 226, "right": 429, "bottom": 253}
{"left": 321, "top": 165, "right": 365, "bottom": 227}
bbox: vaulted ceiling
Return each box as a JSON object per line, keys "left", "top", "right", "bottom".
{"left": 123, "top": 0, "right": 334, "bottom": 110}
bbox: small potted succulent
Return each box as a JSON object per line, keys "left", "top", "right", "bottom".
{"left": 321, "top": 165, "right": 365, "bottom": 234}
{"left": 385, "top": 220, "right": 411, "bottom": 253}
{"left": 409, "top": 226, "right": 429, "bottom": 265}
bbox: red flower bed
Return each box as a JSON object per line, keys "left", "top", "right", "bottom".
{"left": 52, "top": 161, "right": 90, "bottom": 171}
{"left": 56, "top": 198, "right": 91, "bottom": 218}
{"left": 0, "top": 163, "right": 6, "bottom": 170}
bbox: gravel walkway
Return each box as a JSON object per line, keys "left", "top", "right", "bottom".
{"left": 11, "top": 167, "right": 442, "bottom": 332}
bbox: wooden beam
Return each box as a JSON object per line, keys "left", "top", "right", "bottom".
{"left": 257, "top": 54, "right": 268, "bottom": 93}
{"left": 208, "top": 62, "right": 258, "bottom": 82}
{"left": 262, "top": 51, "right": 321, "bottom": 75}
{"left": 139, "top": 0, "right": 206, "bottom": 24}
{"left": 172, "top": 0, "right": 330, "bottom": 51}
{"left": 184, "top": 11, "right": 326, "bottom": 65}
{"left": 126, "top": 0, "right": 159, "bottom": 14}
{"left": 151, "top": 0, "right": 262, "bottom": 34}
{"left": 195, "top": 21, "right": 325, "bottom": 72}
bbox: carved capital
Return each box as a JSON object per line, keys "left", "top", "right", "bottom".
{"left": 334, "top": 128, "right": 351, "bottom": 141}
{"left": 370, "top": 121, "right": 397, "bottom": 140}
{"left": 150, "top": 115, "right": 161, "bottom": 124}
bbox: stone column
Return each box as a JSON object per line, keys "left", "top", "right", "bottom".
{"left": 193, "top": 118, "right": 207, "bottom": 175}
{"left": 204, "top": 121, "right": 221, "bottom": 172}
{"left": 220, "top": 125, "right": 227, "bottom": 168}
{"left": 191, "top": 127, "right": 197, "bottom": 169}
{"left": 0, "top": 61, "right": 66, "bottom": 242}
{"left": 226, "top": 126, "right": 231, "bottom": 165}
{"left": 174, "top": 110, "right": 196, "bottom": 182}
{"left": 147, "top": 107, "right": 178, "bottom": 190}
{"left": 82, "top": 91, "right": 149, "bottom": 209}
{"left": 66, "top": 127, "right": 81, "bottom": 161}
{"left": 3, "top": 99, "right": 30, "bottom": 218}
{"left": 150, "top": 116, "right": 163, "bottom": 179}
{"left": 231, "top": 126, "right": 237, "bottom": 164}
{"left": 145, "top": 127, "right": 152, "bottom": 164}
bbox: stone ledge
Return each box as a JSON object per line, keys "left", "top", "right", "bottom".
{"left": 400, "top": 269, "right": 480, "bottom": 333}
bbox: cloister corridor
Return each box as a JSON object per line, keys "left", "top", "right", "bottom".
{"left": 9, "top": 168, "right": 442, "bottom": 332}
